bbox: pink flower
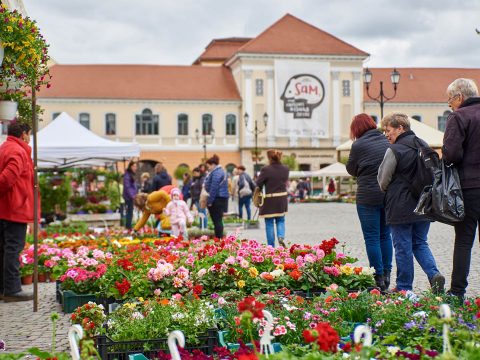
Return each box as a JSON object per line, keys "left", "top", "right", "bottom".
{"left": 172, "top": 293, "right": 182, "bottom": 301}
{"left": 154, "top": 288, "right": 162, "bottom": 296}
{"left": 326, "top": 283, "right": 339, "bottom": 291}
{"left": 273, "top": 325, "right": 287, "bottom": 336}
{"left": 336, "top": 252, "right": 346, "bottom": 259}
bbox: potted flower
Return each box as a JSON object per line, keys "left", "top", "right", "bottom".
{"left": 20, "top": 263, "right": 34, "bottom": 284}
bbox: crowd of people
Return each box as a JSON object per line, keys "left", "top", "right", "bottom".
{"left": 1, "top": 77, "right": 480, "bottom": 302}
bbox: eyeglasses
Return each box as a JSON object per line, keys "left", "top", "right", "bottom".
{"left": 447, "top": 94, "right": 460, "bottom": 103}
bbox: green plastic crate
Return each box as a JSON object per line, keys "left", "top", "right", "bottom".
{"left": 61, "top": 289, "right": 97, "bottom": 313}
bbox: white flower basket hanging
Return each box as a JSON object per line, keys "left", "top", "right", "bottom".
{"left": 0, "top": 100, "right": 18, "bottom": 122}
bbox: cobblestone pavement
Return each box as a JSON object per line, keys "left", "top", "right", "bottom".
{"left": 1, "top": 202, "right": 479, "bottom": 354}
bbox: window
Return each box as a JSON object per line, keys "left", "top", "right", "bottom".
{"left": 79, "top": 113, "right": 90, "bottom": 129}
{"left": 105, "top": 113, "right": 116, "bottom": 135}
{"left": 177, "top": 113, "right": 188, "bottom": 136}
{"left": 136, "top": 108, "right": 159, "bottom": 135}
{"left": 437, "top": 110, "right": 451, "bottom": 132}
{"left": 202, "top": 114, "right": 213, "bottom": 135}
{"left": 52, "top": 112, "right": 60, "bottom": 121}
{"left": 342, "top": 80, "right": 350, "bottom": 97}
{"left": 412, "top": 115, "right": 422, "bottom": 122}
{"left": 255, "top": 79, "right": 264, "bottom": 96}
{"left": 225, "top": 114, "right": 236, "bottom": 136}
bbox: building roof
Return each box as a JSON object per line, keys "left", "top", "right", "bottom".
{"left": 364, "top": 68, "right": 480, "bottom": 103}
{"left": 38, "top": 64, "right": 241, "bottom": 101}
{"left": 235, "top": 14, "right": 368, "bottom": 57}
{"left": 193, "top": 38, "right": 252, "bottom": 65}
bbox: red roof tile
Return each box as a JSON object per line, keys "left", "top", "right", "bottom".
{"left": 236, "top": 14, "right": 368, "bottom": 57}
{"left": 39, "top": 64, "right": 241, "bottom": 101}
{"left": 364, "top": 68, "right": 480, "bottom": 103}
{"left": 193, "top": 38, "right": 252, "bottom": 64}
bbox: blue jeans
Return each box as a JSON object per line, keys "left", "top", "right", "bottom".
{"left": 356, "top": 204, "right": 392, "bottom": 275}
{"left": 125, "top": 198, "right": 134, "bottom": 229}
{"left": 238, "top": 195, "right": 252, "bottom": 220}
{"left": 390, "top": 221, "right": 439, "bottom": 291}
{"left": 194, "top": 200, "right": 208, "bottom": 229}
{"left": 264, "top": 216, "right": 285, "bottom": 247}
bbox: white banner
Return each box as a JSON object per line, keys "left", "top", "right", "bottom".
{"left": 274, "top": 60, "right": 330, "bottom": 138}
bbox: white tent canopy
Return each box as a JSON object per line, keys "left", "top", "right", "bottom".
{"left": 36, "top": 112, "right": 140, "bottom": 168}
{"left": 336, "top": 118, "right": 445, "bottom": 152}
{"left": 312, "top": 162, "right": 350, "bottom": 177}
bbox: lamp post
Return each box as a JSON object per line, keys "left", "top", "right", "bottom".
{"left": 244, "top": 112, "right": 268, "bottom": 172}
{"left": 195, "top": 128, "right": 215, "bottom": 162}
{"left": 363, "top": 68, "right": 401, "bottom": 120}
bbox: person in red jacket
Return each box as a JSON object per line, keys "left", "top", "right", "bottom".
{"left": 0, "top": 121, "right": 35, "bottom": 302}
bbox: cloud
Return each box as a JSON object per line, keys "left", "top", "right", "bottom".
{"left": 23, "top": 0, "right": 480, "bottom": 67}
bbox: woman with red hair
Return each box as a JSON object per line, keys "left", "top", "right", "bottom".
{"left": 346, "top": 113, "right": 392, "bottom": 291}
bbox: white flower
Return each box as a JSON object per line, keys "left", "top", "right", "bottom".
{"left": 387, "top": 346, "right": 400, "bottom": 355}
{"left": 270, "top": 269, "right": 284, "bottom": 278}
{"left": 360, "top": 267, "right": 376, "bottom": 276}
{"left": 132, "top": 311, "right": 144, "bottom": 320}
{"left": 413, "top": 311, "right": 427, "bottom": 318}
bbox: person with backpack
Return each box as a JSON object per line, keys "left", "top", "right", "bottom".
{"left": 235, "top": 165, "right": 255, "bottom": 220}
{"left": 442, "top": 78, "right": 480, "bottom": 300}
{"left": 377, "top": 113, "right": 445, "bottom": 294}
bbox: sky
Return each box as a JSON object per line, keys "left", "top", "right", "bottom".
{"left": 22, "top": 0, "right": 480, "bottom": 69}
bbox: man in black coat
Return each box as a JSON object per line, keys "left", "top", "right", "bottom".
{"left": 152, "top": 162, "right": 172, "bottom": 191}
{"left": 377, "top": 113, "right": 444, "bottom": 294}
{"left": 443, "top": 78, "right": 480, "bottom": 299}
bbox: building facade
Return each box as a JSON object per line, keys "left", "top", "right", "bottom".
{"left": 3, "top": 13, "right": 480, "bottom": 176}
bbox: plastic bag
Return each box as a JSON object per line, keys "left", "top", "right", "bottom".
{"left": 414, "top": 160, "right": 465, "bottom": 225}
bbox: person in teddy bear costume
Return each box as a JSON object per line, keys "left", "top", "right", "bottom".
{"left": 133, "top": 185, "right": 176, "bottom": 232}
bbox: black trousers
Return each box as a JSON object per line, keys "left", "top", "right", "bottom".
{"left": 0, "top": 219, "right": 27, "bottom": 295}
{"left": 451, "top": 188, "right": 480, "bottom": 295}
{"left": 208, "top": 197, "right": 228, "bottom": 238}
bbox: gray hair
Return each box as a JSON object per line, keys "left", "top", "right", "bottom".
{"left": 381, "top": 113, "right": 411, "bottom": 131}
{"left": 447, "top": 78, "right": 479, "bottom": 100}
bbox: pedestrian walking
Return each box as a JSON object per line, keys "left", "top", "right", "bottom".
{"left": 236, "top": 165, "right": 256, "bottom": 220}
{"left": 152, "top": 162, "right": 172, "bottom": 191}
{"left": 123, "top": 160, "right": 138, "bottom": 230}
{"left": 181, "top": 172, "right": 192, "bottom": 204}
{"left": 347, "top": 113, "right": 392, "bottom": 290}
{"left": 256, "top": 149, "right": 289, "bottom": 247}
{"left": 204, "top": 154, "right": 229, "bottom": 238}
{"left": 378, "top": 113, "right": 445, "bottom": 293}
{"left": 442, "top": 78, "right": 480, "bottom": 300}
{"left": 0, "top": 121, "right": 35, "bottom": 302}
{"left": 327, "top": 179, "right": 336, "bottom": 196}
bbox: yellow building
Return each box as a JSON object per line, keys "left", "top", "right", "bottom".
{"left": 6, "top": 13, "right": 480, "bottom": 176}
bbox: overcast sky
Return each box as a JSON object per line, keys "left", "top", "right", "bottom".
{"left": 22, "top": 0, "right": 480, "bottom": 68}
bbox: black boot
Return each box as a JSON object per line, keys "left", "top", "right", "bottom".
{"left": 383, "top": 270, "right": 391, "bottom": 290}
{"left": 374, "top": 274, "right": 386, "bottom": 291}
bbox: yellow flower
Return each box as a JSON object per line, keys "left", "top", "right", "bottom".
{"left": 340, "top": 265, "right": 354, "bottom": 275}
{"left": 6, "top": 26, "right": 13, "bottom": 32}
{"left": 237, "top": 280, "right": 246, "bottom": 288}
{"left": 248, "top": 267, "right": 258, "bottom": 278}
{"left": 276, "top": 264, "right": 284, "bottom": 271}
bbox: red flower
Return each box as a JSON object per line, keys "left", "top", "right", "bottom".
{"left": 303, "top": 322, "right": 339, "bottom": 353}
{"left": 319, "top": 238, "right": 339, "bottom": 255}
{"left": 228, "top": 267, "right": 236, "bottom": 275}
{"left": 475, "top": 298, "right": 480, "bottom": 307}
{"left": 193, "top": 284, "right": 203, "bottom": 295}
{"left": 117, "top": 258, "right": 135, "bottom": 271}
{"left": 237, "top": 296, "right": 265, "bottom": 319}
{"left": 115, "top": 278, "right": 131, "bottom": 296}
{"left": 289, "top": 269, "right": 302, "bottom": 281}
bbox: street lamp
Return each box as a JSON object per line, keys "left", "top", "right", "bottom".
{"left": 195, "top": 128, "right": 215, "bottom": 161}
{"left": 363, "top": 68, "right": 401, "bottom": 120}
{"left": 244, "top": 112, "right": 268, "bottom": 171}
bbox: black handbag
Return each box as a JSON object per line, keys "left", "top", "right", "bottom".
{"left": 414, "top": 160, "right": 465, "bottom": 225}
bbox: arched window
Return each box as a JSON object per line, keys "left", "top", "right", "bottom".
{"left": 412, "top": 115, "right": 422, "bottom": 122}
{"left": 225, "top": 114, "right": 236, "bottom": 136}
{"left": 136, "top": 108, "right": 159, "bottom": 135}
{"left": 437, "top": 110, "right": 451, "bottom": 132}
{"left": 202, "top": 114, "right": 213, "bottom": 135}
{"left": 79, "top": 113, "right": 90, "bottom": 129}
{"left": 105, "top": 113, "right": 116, "bottom": 135}
{"left": 177, "top": 113, "right": 188, "bottom": 136}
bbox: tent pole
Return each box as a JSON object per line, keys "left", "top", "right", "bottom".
{"left": 32, "top": 86, "right": 39, "bottom": 312}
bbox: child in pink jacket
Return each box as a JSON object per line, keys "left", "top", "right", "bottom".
{"left": 164, "top": 187, "right": 194, "bottom": 238}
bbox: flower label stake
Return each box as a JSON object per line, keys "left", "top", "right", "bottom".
{"left": 68, "top": 324, "right": 84, "bottom": 360}
{"left": 439, "top": 304, "right": 452, "bottom": 355}
{"left": 168, "top": 330, "right": 186, "bottom": 360}
{"left": 354, "top": 324, "right": 372, "bottom": 347}
{"left": 260, "top": 309, "right": 275, "bottom": 356}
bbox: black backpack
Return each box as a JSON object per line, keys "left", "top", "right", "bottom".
{"left": 394, "top": 137, "right": 440, "bottom": 199}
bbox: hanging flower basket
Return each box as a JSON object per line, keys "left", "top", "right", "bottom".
{"left": 0, "top": 100, "right": 17, "bottom": 122}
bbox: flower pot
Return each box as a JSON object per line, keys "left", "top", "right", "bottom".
{"left": 21, "top": 274, "right": 33, "bottom": 285}
{"left": 38, "top": 272, "right": 47, "bottom": 282}
{"left": 0, "top": 100, "right": 18, "bottom": 122}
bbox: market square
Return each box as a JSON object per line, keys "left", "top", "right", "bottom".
{"left": 1, "top": 1, "right": 480, "bottom": 359}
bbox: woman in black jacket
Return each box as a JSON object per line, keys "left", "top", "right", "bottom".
{"left": 346, "top": 114, "right": 392, "bottom": 290}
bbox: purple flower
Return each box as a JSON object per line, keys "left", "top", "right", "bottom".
{"left": 0, "top": 339, "right": 5, "bottom": 351}
{"left": 404, "top": 320, "right": 416, "bottom": 330}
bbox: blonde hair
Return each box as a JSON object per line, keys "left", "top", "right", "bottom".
{"left": 381, "top": 113, "right": 411, "bottom": 131}
{"left": 141, "top": 172, "right": 150, "bottom": 180}
{"left": 134, "top": 193, "right": 148, "bottom": 210}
